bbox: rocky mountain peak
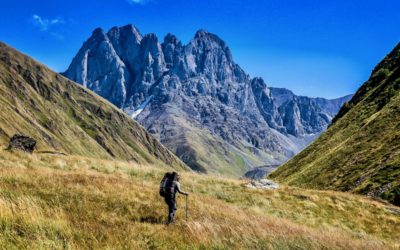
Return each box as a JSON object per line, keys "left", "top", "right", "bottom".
{"left": 162, "top": 33, "right": 183, "bottom": 70}
{"left": 194, "top": 29, "right": 208, "bottom": 38}
{"left": 107, "top": 24, "right": 142, "bottom": 44}
{"left": 190, "top": 30, "right": 232, "bottom": 61}
{"left": 142, "top": 33, "right": 159, "bottom": 43}
{"left": 138, "top": 33, "right": 166, "bottom": 83}
{"left": 85, "top": 27, "right": 109, "bottom": 47}
{"left": 63, "top": 24, "right": 352, "bottom": 176}
{"left": 193, "top": 29, "right": 226, "bottom": 46}
{"left": 91, "top": 27, "right": 105, "bottom": 37}
{"left": 184, "top": 30, "right": 239, "bottom": 84}
{"left": 164, "top": 33, "right": 180, "bottom": 45}
{"left": 251, "top": 77, "right": 284, "bottom": 132}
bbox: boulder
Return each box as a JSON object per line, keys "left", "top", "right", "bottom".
{"left": 7, "top": 134, "right": 37, "bottom": 153}
{"left": 245, "top": 179, "right": 279, "bottom": 190}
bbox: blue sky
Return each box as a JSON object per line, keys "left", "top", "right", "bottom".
{"left": 1, "top": 0, "right": 399, "bottom": 98}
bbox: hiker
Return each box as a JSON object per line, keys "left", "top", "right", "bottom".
{"left": 159, "top": 172, "right": 189, "bottom": 224}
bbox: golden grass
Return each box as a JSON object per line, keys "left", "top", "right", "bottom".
{"left": 0, "top": 149, "right": 399, "bottom": 249}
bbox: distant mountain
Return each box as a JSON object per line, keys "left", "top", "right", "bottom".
{"left": 0, "top": 42, "right": 186, "bottom": 169}
{"left": 270, "top": 43, "right": 400, "bottom": 205}
{"left": 63, "top": 24, "right": 351, "bottom": 176}
{"left": 270, "top": 88, "right": 353, "bottom": 136}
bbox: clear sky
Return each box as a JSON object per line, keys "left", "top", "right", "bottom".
{"left": 1, "top": 0, "right": 399, "bottom": 99}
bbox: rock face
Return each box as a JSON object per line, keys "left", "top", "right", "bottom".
{"left": 7, "top": 134, "right": 36, "bottom": 153}
{"left": 63, "top": 24, "right": 351, "bottom": 176}
{"left": 243, "top": 165, "right": 280, "bottom": 180}
{"left": 270, "top": 88, "right": 353, "bottom": 136}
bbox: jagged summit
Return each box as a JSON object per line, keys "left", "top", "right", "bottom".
{"left": 92, "top": 27, "right": 104, "bottom": 36}
{"left": 193, "top": 29, "right": 226, "bottom": 45}
{"left": 192, "top": 29, "right": 233, "bottom": 60}
{"left": 107, "top": 24, "right": 143, "bottom": 43}
{"left": 142, "top": 33, "right": 158, "bottom": 41}
{"left": 164, "top": 33, "right": 178, "bottom": 42}
{"left": 63, "top": 24, "right": 352, "bottom": 176}
{"left": 194, "top": 29, "right": 208, "bottom": 37}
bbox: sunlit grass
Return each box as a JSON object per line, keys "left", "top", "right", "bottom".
{"left": 0, "top": 149, "right": 398, "bottom": 249}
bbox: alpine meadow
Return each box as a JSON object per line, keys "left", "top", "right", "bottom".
{"left": 0, "top": 1, "right": 399, "bottom": 249}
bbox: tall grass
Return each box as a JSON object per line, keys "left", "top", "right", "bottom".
{"left": 0, "top": 150, "right": 399, "bottom": 249}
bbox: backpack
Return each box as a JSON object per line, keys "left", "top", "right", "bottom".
{"left": 159, "top": 172, "right": 177, "bottom": 197}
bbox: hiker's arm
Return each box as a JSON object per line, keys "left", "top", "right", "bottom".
{"left": 176, "top": 182, "right": 188, "bottom": 196}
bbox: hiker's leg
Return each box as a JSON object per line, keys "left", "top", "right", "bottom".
{"left": 166, "top": 197, "right": 175, "bottom": 224}
{"left": 165, "top": 197, "right": 172, "bottom": 223}
{"left": 168, "top": 202, "right": 174, "bottom": 223}
{"left": 170, "top": 199, "right": 177, "bottom": 223}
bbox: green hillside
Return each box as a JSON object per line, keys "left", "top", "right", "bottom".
{"left": 270, "top": 43, "right": 400, "bottom": 205}
{"left": 0, "top": 42, "right": 186, "bottom": 169}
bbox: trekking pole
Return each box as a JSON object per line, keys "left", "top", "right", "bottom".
{"left": 185, "top": 195, "right": 188, "bottom": 222}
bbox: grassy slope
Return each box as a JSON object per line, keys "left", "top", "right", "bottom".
{"left": 144, "top": 106, "right": 274, "bottom": 177}
{"left": 0, "top": 149, "right": 399, "bottom": 249}
{"left": 270, "top": 43, "right": 400, "bottom": 204}
{"left": 168, "top": 116, "right": 268, "bottom": 177}
{"left": 0, "top": 42, "right": 185, "bottom": 169}
{"left": 183, "top": 126, "right": 279, "bottom": 177}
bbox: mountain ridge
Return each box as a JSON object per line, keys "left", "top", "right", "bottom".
{"left": 63, "top": 24, "right": 351, "bottom": 176}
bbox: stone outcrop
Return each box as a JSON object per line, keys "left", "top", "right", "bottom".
{"left": 7, "top": 134, "right": 36, "bottom": 153}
